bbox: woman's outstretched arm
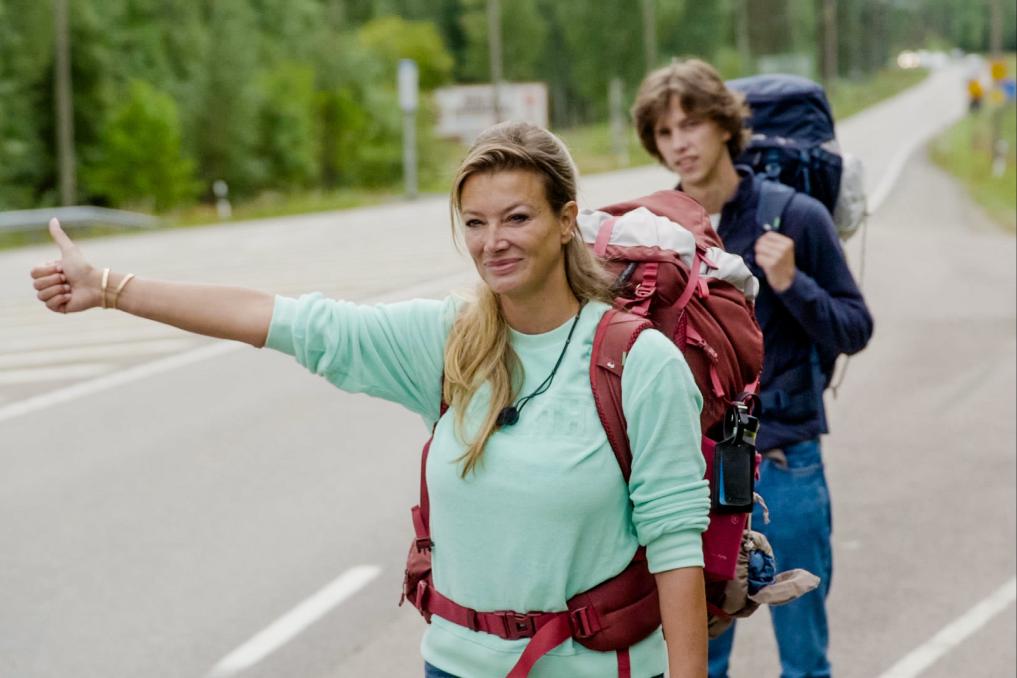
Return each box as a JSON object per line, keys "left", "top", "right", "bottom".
{"left": 30, "top": 219, "right": 275, "bottom": 347}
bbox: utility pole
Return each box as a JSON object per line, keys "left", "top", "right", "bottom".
{"left": 990, "top": 0, "right": 1002, "bottom": 60}
{"left": 735, "top": 0, "right": 752, "bottom": 74}
{"left": 398, "top": 59, "right": 419, "bottom": 200}
{"left": 609, "top": 77, "right": 629, "bottom": 167}
{"left": 821, "top": 0, "right": 838, "bottom": 91}
{"left": 989, "top": 0, "right": 1005, "bottom": 176}
{"left": 642, "top": 0, "right": 657, "bottom": 72}
{"left": 487, "top": 0, "right": 504, "bottom": 123}
{"left": 54, "top": 0, "right": 77, "bottom": 206}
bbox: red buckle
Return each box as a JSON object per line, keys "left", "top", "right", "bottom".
{"left": 498, "top": 612, "right": 540, "bottom": 640}
{"left": 569, "top": 607, "right": 595, "bottom": 638}
{"left": 634, "top": 282, "right": 654, "bottom": 299}
{"left": 415, "top": 537, "right": 432, "bottom": 552}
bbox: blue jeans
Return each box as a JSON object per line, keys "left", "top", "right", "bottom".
{"left": 707, "top": 439, "right": 833, "bottom": 678}
{"left": 424, "top": 664, "right": 458, "bottom": 678}
{"left": 424, "top": 661, "right": 664, "bottom": 677}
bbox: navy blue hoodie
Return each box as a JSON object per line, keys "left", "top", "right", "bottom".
{"left": 707, "top": 167, "right": 873, "bottom": 451}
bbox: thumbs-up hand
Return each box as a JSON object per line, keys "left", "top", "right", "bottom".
{"left": 30, "top": 219, "right": 101, "bottom": 313}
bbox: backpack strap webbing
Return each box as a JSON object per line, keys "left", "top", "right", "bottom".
{"left": 413, "top": 401, "right": 448, "bottom": 550}
{"left": 590, "top": 309, "right": 653, "bottom": 482}
{"left": 754, "top": 177, "right": 795, "bottom": 234}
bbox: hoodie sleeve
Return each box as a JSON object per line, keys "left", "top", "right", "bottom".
{"left": 774, "top": 195, "right": 874, "bottom": 356}
{"left": 264, "top": 293, "right": 456, "bottom": 420}
{"left": 621, "top": 329, "right": 710, "bottom": 573}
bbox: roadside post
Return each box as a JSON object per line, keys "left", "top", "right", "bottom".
{"left": 989, "top": 58, "right": 1008, "bottom": 177}
{"left": 399, "top": 59, "right": 419, "bottom": 200}
{"left": 609, "top": 77, "right": 629, "bottom": 167}
{"left": 213, "top": 180, "right": 232, "bottom": 219}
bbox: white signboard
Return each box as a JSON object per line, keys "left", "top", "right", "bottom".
{"left": 398, "top": 59, "right": 419, "bottom": 112}
{"left": 433, "top": 82, "right": 549, "bottom": 142}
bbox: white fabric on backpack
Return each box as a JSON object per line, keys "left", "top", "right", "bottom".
{"left": 703, "top": 247, "right": 759, "bottom": 302}
{"left": 833, "top": 152, "right": 867, "bottom": 241}
{"left": 578, "top": 207, "right": 697, "bottom": 266}
{"left": 578, "top": 207, "right": 759, "bottom": 303}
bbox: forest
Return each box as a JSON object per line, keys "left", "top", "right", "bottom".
{"left": 1, "top": 0, "right": 1013, "bottom": 212}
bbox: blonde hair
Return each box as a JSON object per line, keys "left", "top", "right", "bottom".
{"left": 631, "top": 58, "right": 751, "bottom": 162}
{"left": 444, "top": 121, "right": 614, "bottom": 477}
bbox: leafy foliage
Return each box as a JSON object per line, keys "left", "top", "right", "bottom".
{"left": 358, "top": 15, "right": 454, "bottom": 90}
{"left": 81, "top": 80, "right": 198, "bottom": 210}
{"left": 0, "top": 0, "right": 1012, "bottom": 214}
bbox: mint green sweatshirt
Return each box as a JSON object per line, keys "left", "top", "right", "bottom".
{"left": 266, "top": 294, "right": 710, "bottom": 677}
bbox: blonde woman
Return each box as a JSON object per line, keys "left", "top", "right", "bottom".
{"left": 31, "top": 122, "right": 710, "bottom": 678}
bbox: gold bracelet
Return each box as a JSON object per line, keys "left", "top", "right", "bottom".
{"left": 110, "top": 273, "right": 135, "bottom": 310}
{"left": 100, "top": 267, "right": 110, "bottom": 309}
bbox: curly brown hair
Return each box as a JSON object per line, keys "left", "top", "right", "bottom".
{"left": 631, "top": 58, "right": 751, "bottom": 163}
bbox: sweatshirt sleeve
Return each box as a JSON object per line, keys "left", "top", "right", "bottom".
{"left": 264, "top": 293, "right": 456, "bottom": 420}
{"left": 621, "top": 329, "right": 710, "bottom": 573}
{"left": 775, "top": 196, "right": 874, "bottom": 356}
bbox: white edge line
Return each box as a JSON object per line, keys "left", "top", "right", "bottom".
{"left": 0, "top": 342, "right": 241, "bottom": 423}
{"left": 876, "top": 576, "right": 1017, "bottom": 678}
{"left": 206, "top": 565, "right": 382, "bottom": 678}
{"left": 868, "top": 108, "right": 965, "bottom": 214}
{"left": 0, "top": 271, "right": 474, "bottom": 424}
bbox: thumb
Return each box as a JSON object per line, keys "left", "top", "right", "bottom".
{"left": 48, "top": 218, "right": 76, "bottom": 253}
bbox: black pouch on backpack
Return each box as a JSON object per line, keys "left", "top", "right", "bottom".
{"left": 712, "top": 403, "right": 759, "bottom": 513}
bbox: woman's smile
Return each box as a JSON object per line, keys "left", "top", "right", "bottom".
{"left": 484, "top": 257, "right": 522, "bottom": 275}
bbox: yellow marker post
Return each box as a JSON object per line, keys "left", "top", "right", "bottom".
{"left": 990, "top": 59, "right": 1007, "bottom": 83}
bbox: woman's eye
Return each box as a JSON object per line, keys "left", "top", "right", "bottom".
{"left": 464, "top": 219, "right": 483, "bottom": 228}
{"left": 508, "top": 213, "right": 529, "bottom": 223}
{"left": 656, "top": 128, "right": 670, "bottom": 137}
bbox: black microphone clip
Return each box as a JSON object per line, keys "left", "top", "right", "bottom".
{"left": 496, "top": 406, "right": 519, "bottom": 427}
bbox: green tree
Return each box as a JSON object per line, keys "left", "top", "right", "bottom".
{"left": 357, "top": 15, "right": 454, "bottom": 90}
{"left": 82, "top": 80, "right": 198, "bottom": 211}
{"left": 544, "top": 1, "right": 644, "bottom": 123}
{"left": 195, "top": 0, "right": 264, "bottom": 197}
{"left": 258, "top": 62, "right": 320, "bottom": 188}
{"left": 109, "top": 0, "right": 209, "bottom": 157}
{"left": 0, "top": 0, "right": 52, "bottom": 208}
{"left": 457, "top": 0, "right": 547, "bottom": 83}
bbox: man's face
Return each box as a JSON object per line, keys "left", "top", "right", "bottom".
{"left": 653, "top": 95, "right": 733, "bottom": 190}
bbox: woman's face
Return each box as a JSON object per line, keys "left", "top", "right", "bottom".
{"left": 459, "top": 169, "right": 575, "bottom": 304}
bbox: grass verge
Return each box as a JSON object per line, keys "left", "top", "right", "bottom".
{"left": 828, "top": 66, "right": 929, "bottom": 120}
{"left": 929, "top": 55, "right": 1017, "bottom": 232}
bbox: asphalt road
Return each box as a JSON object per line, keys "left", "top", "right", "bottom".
{"left": 1, "top": 61, "right": 1013, "bottom": 678}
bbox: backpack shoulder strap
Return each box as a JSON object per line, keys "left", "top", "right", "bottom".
{"left": 754, "top": 176, "right": 796, "bottom": 233}
{"left": 590, "top": 309, "right": 653, "bottom": 483}
{"left": 414, "top": 400, "right": 448, "bottom": 546}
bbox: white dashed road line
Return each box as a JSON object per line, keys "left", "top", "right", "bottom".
{"left": 0, "top": 363, "right": 113, "bottom": 385}
{"left": 206, "top": 565, "right": 382, "bottom": 678}
{"left": 876, "top": 577, "right": 1017, "bottom": 678}
{"left": 0, "top": 338, "right": 195, "bottom": 369}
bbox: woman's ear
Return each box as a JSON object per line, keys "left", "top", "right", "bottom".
{"left": 560, "top": 201, "right": 579, "bottom": 243}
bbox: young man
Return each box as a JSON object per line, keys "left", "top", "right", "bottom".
{"left": 631, "top": 59, "right": 873, "bottom": 678}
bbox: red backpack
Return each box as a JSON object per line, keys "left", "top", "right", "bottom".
{"left": 401, "top": 191, "right": 765, "bottom": 677}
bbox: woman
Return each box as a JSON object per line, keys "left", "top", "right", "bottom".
{"left": 31, "top": 122, "right": 710, "bottom": 677}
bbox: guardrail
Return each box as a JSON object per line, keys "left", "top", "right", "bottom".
{"left": 0, "top": 206, "right": 161, "bottom": 233}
